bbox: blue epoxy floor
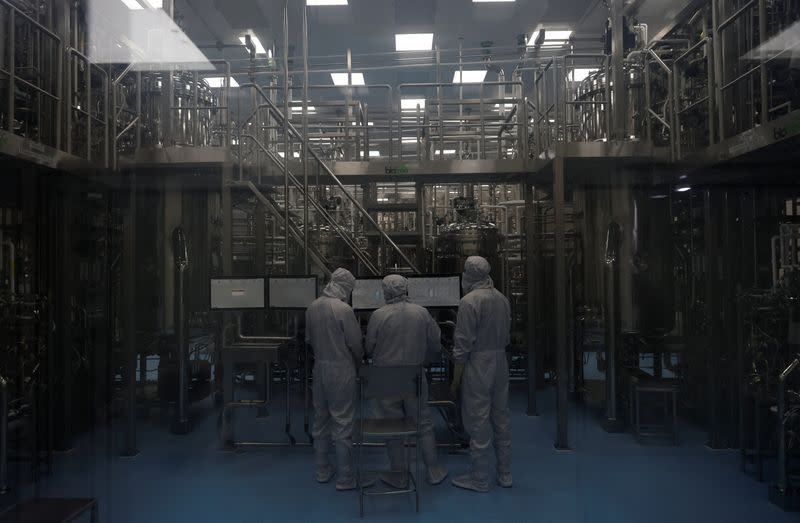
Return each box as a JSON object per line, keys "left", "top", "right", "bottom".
{"left": 15, "top": 386, "right": 799, "bottom": 523}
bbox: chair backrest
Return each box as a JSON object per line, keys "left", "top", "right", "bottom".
{"left": 358, "top": 365, "right": 420, "bottom": 400}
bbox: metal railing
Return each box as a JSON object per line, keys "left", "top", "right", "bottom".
{"left": 775, "top": 356, "right": 799, "bottom": 496}
{"left": 239, "top": 82, "right": 421, "bottom": 274}
{"left": 66, "top": 48, "right": 108, "bottom": 167}
{"left": 0, "top": 0, "right": 62, "bottom": 150}
{"left": 396, "top": 81, "right": 528, "bottom": 161}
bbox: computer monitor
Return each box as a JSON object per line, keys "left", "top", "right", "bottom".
{"left": 268, "top": 276, "right": 319, "bottom": 310}
{"left": 352, "top": 275, "right": 462, "bottom": 310}
{"left": 408, "top": 275, "right": 461, "bottom": 308}
{"left": 210, "top": 278, "right": 266, "bottom": 310}
{"left": 352, "top": 278, "right": 385, "bottom": 310}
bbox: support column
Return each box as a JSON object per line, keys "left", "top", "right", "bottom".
{"left": 525, "top": 182, "right": 538, "bottom": 416}
{"left": 121, "top": 172, "right": 138, "bottom": 457}
{"left": 554, "top": 157, "right": 569, "bottom": 450}
{"left": 704, "top": 189, "right": 723, "bottom": 448}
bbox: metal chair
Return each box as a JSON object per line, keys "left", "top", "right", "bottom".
{"left": 356, "top": 365, "right": 422, "bottom": 517}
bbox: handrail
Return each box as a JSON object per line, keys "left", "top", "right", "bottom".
{"left": 240, "top": 133, "right": 380, "bottom": 275}
{"left": 776, "top": 356, "right": 799, "bottom": 494}
{"left": 240, "top": 82, "right": 420, "bottom": 274}
{"left": 232, "top": 180, "right": 332, "bottom": 277}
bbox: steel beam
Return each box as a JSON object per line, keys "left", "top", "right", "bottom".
{"left": 121, "top": 172, "right": 138, "bottom": 457}
{"left": 554, "top": 157, "right": 569, "bottom": 449}
{"left": 525, "top": 182, "right": 538, "bottom": 416}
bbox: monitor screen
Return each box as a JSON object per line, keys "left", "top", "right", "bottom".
{"left": 268, "top": 276, "right": 319, "bottom": 310}
{"left": 353, "top": 276, "right": 461, "bottom": 310}
{"left": 352, "top": 279, "right": 385, "bottom": 310}
{"left": 408, "top": 276, "right": 461, "bottom": 308}
{"left": 210, "top": 278, "right": 266, "bottom": 310}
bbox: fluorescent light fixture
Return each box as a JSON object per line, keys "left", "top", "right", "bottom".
{"left": 278, "top": 152, "right": 285, "bottom": 158}
{"left": 453, "top": 70, "right": 488, "bottom": 83}
{"left": 438, "top": 149, "right": 457, "bottom": 155}
{"left": 239, "top": 34, "right": 267, "bottom": 55}
{"left": 571, "top": 68, "right": 598, "bottom": 82}
{"left": 120, "top": 0, "right": 143, "bottom": 10}
{"left": 544, "top": 30, "right": 573, "bottom": 42}
{"left": 395, "top": 33, "right": 434, "bottom": 51}
{"left": 402, "top": 137, "right": 419, "bottom": 144}
{"left": 331, "top": 72, "right": 365, "bottom": 86}
{"left": 291, "top": 105, "right": 316, "bottom": 112}
{"left": 494, "top": 103, "right": 515, "bottom": 109}
{"left": 369, "top": 151, "right": 381, "bottom": 158}
{"left": 293, "top": 152, "right": 301, "bottom": 158}
{"left": 676, "top": 186, "right": 692, "bottom": 192}
{"left": 528, "top": 28, "right": 573, "bottom": 46}
{"left": 308, "top": 0, "right": 348, "bottom": 4}
{"left": 204, "top": 77, "right": 239, "bottom": 88}
{"left": 473, "top": 0, "right": 514, "bottom": 2}
{"left": 401, "top": 98, "right": 426, "bottom": 111}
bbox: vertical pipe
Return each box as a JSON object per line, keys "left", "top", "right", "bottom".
{"left": 283, "top": 2, "right": 290, "bottom": 273}
{"left": 480, "top": 84, "right": 486, "bottom": 158}
{"left": 673, "top": 63, "right": 681, "bottom": 160}
{"left": 0, "top": 377, "right": 7, "bottom": 494}
{"left": 459, "top": 37, "right": 464, "bottom": 157}
{"left": 416, "top": 104, "right": 421, "bottom": 162}
{"left": 758, "top": 0, "right": 768, "bottom": 124}
{"left": 604, "top": 222, "right": 622, "bottom": 430}
{"left": 55, "top": 35, "right": 62, "bottom": 151}
{"left": 707, "top": 37, "right": 716, "bottom": 145}
{"left": 66, "top": 51, "right": 72, "bottom": 155}
{"left": 436, "top": 44, "right": 443, "bottom": 157}
{"left": 644, "top": 58, "right": 651, "bottom": 142}
{"left": 172, "top": 228, "right": 189, "bottom": 434}
{"left": 122, "top": 172, "right": 138, "bottom": 457}
{"left": 136, "top": 71, "right": 142, "bottom": 150}
{"left": 610, "top": 0, "right": 626, "bottom": 140}
{"left": 554, "top": 157, "right": 568, "bottom": 449}
{"left": 704, "top": 189, "right": 721, "bottom": 448}
{"left": 193, "top": 71, "right": 199, "bottom": 146}
{"left": 7, "top": 10, "right": 14, "bottom": 132}
{"left": 303, "top": 0, "right": 310, "bottom": 273}
{"left": 86, "top": 56, "right": 92, "bottom": 160}
{"left": 712, "top": 0, "right": 725, "bottom": 140}
{"left": 525, "top": 184, "right": 538, "bottom": 416}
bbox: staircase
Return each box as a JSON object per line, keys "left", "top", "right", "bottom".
{"left": 233, "top": 83, "right": 419, "bottom": 276}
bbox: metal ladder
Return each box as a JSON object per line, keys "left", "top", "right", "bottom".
{"left": 234, "top": 82, "right": 420, "bottom": 276}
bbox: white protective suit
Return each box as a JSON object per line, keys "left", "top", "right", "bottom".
{"left": 305, "top": 268, "right": 363, "bottom": 490}
{"left": 452, "top": 256, "right": 513, "bottom": 491}
{"left": 365, "top": 275, "right": 448, "bottom": 487}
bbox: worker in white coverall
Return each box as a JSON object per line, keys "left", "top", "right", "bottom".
{"left": 365, "top": 274, "right": 449, "bottom": 488}
{"left": 306, "top": 268, "right": 364, "bottom": 491}
{"left": 451, "top": 256, "right": 513, "bottom": 492}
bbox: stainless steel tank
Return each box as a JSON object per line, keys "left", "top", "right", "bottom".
{"left": 577, "top": 184, "right": 674, "bottom": 334}
{"left": 139, "top": 72, "right": 220, "bottom": 148}
{"left": 434, "top": 198, "right": 504, "bottom": 287}
{"left": 574, "top": 62, "right": 644, "bottom": 142}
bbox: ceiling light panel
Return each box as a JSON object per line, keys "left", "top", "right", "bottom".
{"left": 307, "top": 0, "right": 348, "bottom": 5}
{"left": 544, "top": 30, "right": 573, "bottom": 41}
{"left": 239, "top": 34, "right": 267, "bottom": 55}
{"left": 401, "top": 98, "right": 426, "bottom": 111}
{"left": 473, "top": 0, "right": 515, "bottom": 2}
{"left": 331, "top": 72, "right": 365, "bottom": 86}
{"left": 120, "top": 0, "right": 144, "bottom": 10}
{"left": 453, "top": 70, "right": 487, "bottom": 83}
{"left": 395, "top": 33, "right": 434, "bottom": 51}
{"left": 204, "top": 77, "right": 239, "bottom": 88}
{"left": 571, "top": 68, "right": 598, "bottom": 82}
